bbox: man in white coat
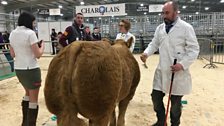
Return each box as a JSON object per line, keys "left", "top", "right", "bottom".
{"left": 140, "top": 1, "right": 199, "bottom": 126}
{"left": 116, "top": 19, "right": 136, "bottom": 52}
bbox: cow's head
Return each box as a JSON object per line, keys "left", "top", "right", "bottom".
{"left": 113, "top": 37, "right": 133, "bottom": 48}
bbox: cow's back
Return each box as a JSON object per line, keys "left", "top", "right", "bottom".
{"left": 72, "top": 42, "right": 123, "bottom": 119}
{"left": 45, "top": 41, "right": 123, "bottom": 120}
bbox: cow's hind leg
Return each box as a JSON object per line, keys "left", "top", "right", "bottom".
{"left": 89, "top": 119, "right": 94, "bottom": 126}
{"left": 91, "top": 115, "right": 110, "bottom": 126}
{"left": 117, "top": 90, "right": 137, "bottom": 126}
{"left": 109, "top": 110, "right": 116, "bottom": 126}
{"left": 57, "top": 111, "right": 86, "bottom": 126}
{"left": 117, "top": 99, "right": 129, "bottom": 126}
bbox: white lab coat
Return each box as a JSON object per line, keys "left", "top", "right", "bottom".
{"left": 116, "top": 32, "right": 136, "bottom": 52}
{"left": 144, "top": 18, "right": 199, "bottom": 95}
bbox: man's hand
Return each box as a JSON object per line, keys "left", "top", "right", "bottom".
{"left": 140, "top": 53, "right": 148, "bottom": 63}
{"left": 170, "top": 63, "right": 183, "bottom": 72}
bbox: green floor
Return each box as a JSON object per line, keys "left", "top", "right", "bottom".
{"left": 0, "top": 72, "right": 16, "bottom": 81}
{"left": 0, "top": 66, "right": 15, "bottom": 81}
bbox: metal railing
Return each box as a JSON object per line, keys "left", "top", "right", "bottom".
{"left": 212, "top": 37, "right": 224, "bottom": 64}
{"left": 84, "top": 12, "right": 224, "bottom": 37}
{"left": 198, "top": 38, "right": 217, "bottom": 68}
{"left": 0, "top": 43, "right": 14, "bottom": 77}
{"left": 1, "top": 36, "right": 223, "bottom": 73}
{"left": 198, "top": 37, "right": 224, "bottom": 68}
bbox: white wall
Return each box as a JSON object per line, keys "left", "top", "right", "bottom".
{"left": 0, "top": 7, "right": 11, "bottom": 76}
{"left": 0, "top": 7, "right": 6, "bottom": 32}
{"left": 38, "top": 21, "right": 72, "bottom": 41}
{"left": 37, "top": 21, "right": 72, "bottom": 53}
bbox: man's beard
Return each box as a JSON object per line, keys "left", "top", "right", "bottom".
{"left": 164, "top": 18, "right": 174, "bottom": 25}
{"left": 164, "top": 13, "right": 176, "bottom": 25}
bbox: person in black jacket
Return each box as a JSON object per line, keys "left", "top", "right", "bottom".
{"left": 84, "top": 26, "right": 93, "bottom": 41}
{"left": 59, "top": 13, "right": 86, "bottom": 47}
{"left": 0, "top": 32, "right": 4, "bottom": 49}
{"left": 92, "top": 27, "right": 101, "bottom": 41}
{"left": 50, "top": 29, "right": 57, "bottom": 55}
{"left": 3, "top": 31, "right": 10, "bottom": 43}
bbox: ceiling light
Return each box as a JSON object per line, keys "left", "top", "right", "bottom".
{"left": 1, "top": 1, "right": 8, "bottom": 5}
{"left": 140, "top": 3, "right": 144, "bottom": 7}
{"left": 195, "top": 12, "right": 199, "bottom": 15}
{"left": 205, "top": 7, "right": 209, "bottom": 10}
{"left": 58, "top": 5, "right": 63, "bottom": 8}
{"left": 80, "top": 1, "right": 85, "bottom": 5}
{"left": 182, "top": 6, "right": 187, "bottom": 9}
{"left": 144, "top": 12, "right": 147, "bottom": 15}
{"left": 99, "top": 17, "right": 101, "bottom": 20}
{"left": 189, "top": 15, "right": 192, "bottom": 17}
{"left": 220, "top": 0, "right": 224, "bottom": 3}
{"left": 178, "top": 11, "right": 181, "bottom": 14}
{"left": 191, "top": 0, "right": 195, "bottom": 1}
{"left": 158, "top": 13, "right": 161, "bottom": 16}
{"left": 60, "top": 14, "right": 63, "bottom": 16}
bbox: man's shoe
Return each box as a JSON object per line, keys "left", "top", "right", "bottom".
{"left": 152, "top": 121, "right": 166, "bottom": 126}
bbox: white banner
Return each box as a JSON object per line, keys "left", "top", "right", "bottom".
{"left": 49, "top": 8, "right": 61, "bottom": 15}
{"left": 149, "top": 4, "right": 163, "bottom": 13}
{"left": 76, "top": 3, "right": 127, "bottom": 17}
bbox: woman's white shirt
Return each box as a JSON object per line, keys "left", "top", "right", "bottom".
{"left": 116, "top": 32, "right": 136, "bottom": 52}
{"left": 9, "top": 26, "right": 39, "bottom": 70}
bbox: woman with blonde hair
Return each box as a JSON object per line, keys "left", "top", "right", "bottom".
{"left": 116, "top": 19, "right": 136, "bottom": 52}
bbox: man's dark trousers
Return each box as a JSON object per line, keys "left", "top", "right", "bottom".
{"left": 151, "top": 89, "right": 183, "bottom": 126}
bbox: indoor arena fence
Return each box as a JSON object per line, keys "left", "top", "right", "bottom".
{"left": 198, "top": 37, "right": 224, "bottom": 68}
{"left": 0, "top": 43, "right": 15, "bottom": 81}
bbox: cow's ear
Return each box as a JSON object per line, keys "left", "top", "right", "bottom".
{"left": 126, "top": 37, "right": 133, "bottom": 48}
{"left": 110, "top": 39, "right": 117, "bottom": 45}
{"left": 102, "top": 38, "right": 110, "bottom": 42}
{"left": 102, "top": 38, "right": 113, "bottom": 45}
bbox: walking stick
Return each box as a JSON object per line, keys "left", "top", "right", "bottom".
{"left": 164, "top": 59, "right": 177, "bottom": 126}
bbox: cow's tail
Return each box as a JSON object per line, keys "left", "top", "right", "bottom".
{"left": 57, "top": 42, "right": 85, "bottom": 125}
{"left": 62, "top": 42, "right": 82, "bottom": 97}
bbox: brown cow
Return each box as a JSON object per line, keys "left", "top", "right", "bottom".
{"left": 44, "top": 37, "right": 140, "bottom": 126}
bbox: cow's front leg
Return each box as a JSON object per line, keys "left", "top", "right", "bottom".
{"left": 109, "top": 110, "right": 116, "bottom": 126}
